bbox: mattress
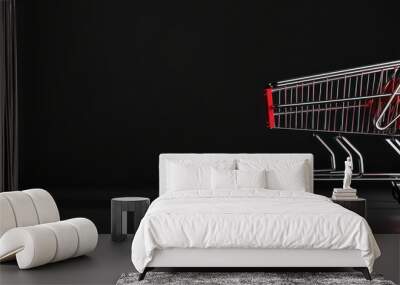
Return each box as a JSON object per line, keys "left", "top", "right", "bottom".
{"left": 131, "top": 190, "right": 380, "bottom": 273}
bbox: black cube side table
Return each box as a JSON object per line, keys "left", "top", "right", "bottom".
{"left": 111, "top": 197, "right": 150, "bottom": 242}
{"left": 331, "top": 197, "right": 367, "bottom": 219}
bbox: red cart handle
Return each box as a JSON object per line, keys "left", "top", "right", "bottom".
{"left": 264, "top": 87, "right": 275, "bottom": 129}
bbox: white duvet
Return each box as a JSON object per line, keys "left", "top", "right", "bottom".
{"left": 131, "top": 190, "right": 380, "bottom": 273}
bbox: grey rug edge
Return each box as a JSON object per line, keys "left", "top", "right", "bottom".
{"left": 116, "top": 271, "right": 396, "bottom": 285}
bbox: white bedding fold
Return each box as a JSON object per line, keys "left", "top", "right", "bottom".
{"left": 131, "top": 190, "right": 380, "bottom": 273}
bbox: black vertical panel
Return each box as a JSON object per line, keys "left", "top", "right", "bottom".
{"left": 1, "top": 0, "right": 18, "bottom": 192}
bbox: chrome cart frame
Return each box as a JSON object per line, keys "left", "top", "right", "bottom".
{"left": 265, "top": 60, "right": 400, "bottom": 203}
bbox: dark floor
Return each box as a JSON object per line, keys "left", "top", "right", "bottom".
{"left": 1, "top": 234, "right": 399, "bottom": 285}
{"left": 0, "top": 235, "right": 134, "bottom": 285}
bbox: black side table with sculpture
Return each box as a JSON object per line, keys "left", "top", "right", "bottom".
{"left": 111, "top": 197, "right": 150, "bottom": 242}
{"left": 329, "top": 157, "right": 371, "bottom": 280}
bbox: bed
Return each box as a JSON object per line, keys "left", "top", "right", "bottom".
{"left": 131, "top": 154, "right": 380, "bottom": 280}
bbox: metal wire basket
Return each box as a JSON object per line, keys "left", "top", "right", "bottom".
{"left": 265, "top": 60, "right": 400, "bottom": 136}
{"left": 264, "top": 60, "right": 400, "bottom": 203}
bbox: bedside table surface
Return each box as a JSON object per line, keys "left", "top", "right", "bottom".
{"left": 112, "top": 197, "right": 149, "bottom": 202}
{"left": 331, "top": 197, "right": 365, "bottom": 201}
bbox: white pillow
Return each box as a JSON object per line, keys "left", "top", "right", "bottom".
{"left": 211, "top": 168, "right": 236, "bottom": 189}
{"left": 237, "top": 169, "right": 267, "bottom": 188}
{"left": 167, "top": 163, "right": 208, "bottom": 191}
{"left": 237, "top": 159, "right": 309, "bottom": 191}
{"left": 166, "top": 159, "right": 235, "bottom": 192}
{"left": 211, "top": 168, "right": 268, "bottom": 190}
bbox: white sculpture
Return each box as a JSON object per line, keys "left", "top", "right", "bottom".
{"left": 343, "top": 157, "right": 353, "bottom": 189}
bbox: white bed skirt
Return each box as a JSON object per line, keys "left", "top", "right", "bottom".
{"left": 148, "top": 248, "right": 366, "bottom": 268}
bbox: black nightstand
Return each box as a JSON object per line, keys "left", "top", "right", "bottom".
{"left": 331, "top": 198, "right": 367, "bottom": 219}
{"left": 111, "top": 197, "right": 150, "bottom": 242}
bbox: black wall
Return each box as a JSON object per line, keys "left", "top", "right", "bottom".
{"left": 17, "top": 0, "right": 400, "bottom": 233}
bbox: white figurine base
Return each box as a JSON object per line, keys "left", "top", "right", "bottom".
{"left": 332, "top": 187, "right": 358, "bottom": 200}
{"left": 333, "top": 188, "right": 357, "bottom": 193}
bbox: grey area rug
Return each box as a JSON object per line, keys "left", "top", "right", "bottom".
{"left": 116, "top": 272, "right": 396, "bottom": 285}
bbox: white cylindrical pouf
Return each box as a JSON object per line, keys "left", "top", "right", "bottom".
{"left": 42, "top": 221, "right": 79, "bottom": 262}
{"left": 0, "top": 226, "right": 57, "bottom": 269}
{"left": 0, "top": 196, "right": 17, "bottom": 237}
{"left": 1, "top": 191, "right": 39, "bottom": 227}
{"left": 65, "top": 218, "right": 98, "bottom": 257}
{"left": 23, "top": 189, "right": 60, "bottom": 224}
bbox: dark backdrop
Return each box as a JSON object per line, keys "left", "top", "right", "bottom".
{"left": 16, "top": 0, "right": 400, "bottom": 233}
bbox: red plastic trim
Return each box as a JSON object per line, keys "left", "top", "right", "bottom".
{"left": 264, "top": 87, "right": 275, "bottom": 129}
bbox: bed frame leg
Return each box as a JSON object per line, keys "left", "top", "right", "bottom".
{"left": 354, "top": 267, "right": 371, "bottom": 280}
{"left": 138, "top": 268, "right": 148, "bottom": 281}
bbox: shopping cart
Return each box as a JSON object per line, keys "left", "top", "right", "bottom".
{"left": 264, "top": 60, "right": 400, "bottom": 203}
{"left": 265, "top": 60, "right": 400, "bottom": 136}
